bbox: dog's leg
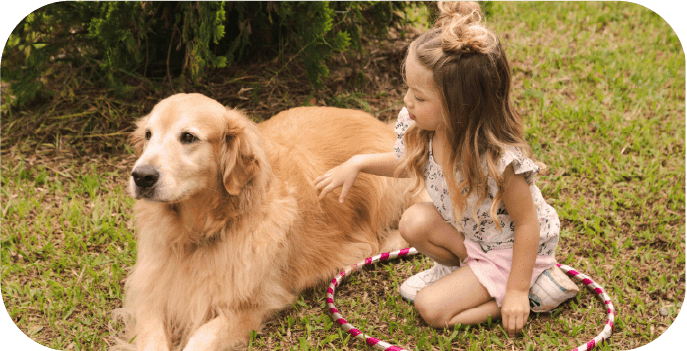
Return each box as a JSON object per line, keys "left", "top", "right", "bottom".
{"left": 182, "top": 309, "right": 267, "bottom": 351}
{"left": 182, "top": 315, "right": 228, "bottom": 351}
{"left": 136, "top": 313, "right": 169, "bottom": 351}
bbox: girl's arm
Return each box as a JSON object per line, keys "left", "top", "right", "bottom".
{"left": 500, "top": 164, "right": 540, "bottom": 337}
{"left": 353, "top": 152, "right": 402, "bottom": 177}
{"left": 314, "top": 152, "right": 403, "bottom": 202}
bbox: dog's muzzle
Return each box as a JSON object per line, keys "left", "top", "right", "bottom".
{"left": 132, "top": 165, "right": 159, "bottom": 189}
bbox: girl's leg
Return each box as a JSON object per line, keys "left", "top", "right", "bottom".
{"left": 399, "top": 202, "right": 467, "bottom": 266}
{"left": 414, "top": 265, "right": 501, "bottom": 328}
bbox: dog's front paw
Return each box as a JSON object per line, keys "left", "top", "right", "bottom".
{"left": 182, "top": 335, "right": 217, "bottom": 351}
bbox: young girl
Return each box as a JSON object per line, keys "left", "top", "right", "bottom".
{"left": 315, "top": 1, "right": 577, "bottom": 337}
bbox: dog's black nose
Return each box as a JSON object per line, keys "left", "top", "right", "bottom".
{"left": 132, "top": 166, "right": 159, "bottom": 188}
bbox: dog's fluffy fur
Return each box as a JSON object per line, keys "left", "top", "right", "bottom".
{"left": 112, "top": 93, "right": 417, "bottom": 350}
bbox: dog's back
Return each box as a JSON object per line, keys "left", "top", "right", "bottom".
{"left": 259, "top": 107, "right": 413, "bottom": 290}
{"left": 261, "top": 106, "right": 394, "bottom": 168}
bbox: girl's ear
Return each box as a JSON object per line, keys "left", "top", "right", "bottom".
{"left": 129, "top": 116, "right": 148, "bottom": 155}
{"left": 220, "top": 122, "right": 261, "bottom": 196}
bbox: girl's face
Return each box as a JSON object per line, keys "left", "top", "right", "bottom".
{"left": 403, "top": 53, "right": 445, "bottom": 132}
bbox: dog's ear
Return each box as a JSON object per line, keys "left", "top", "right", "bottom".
{"left": 129, "top": 116, "right": 148, "bottom": 155}
{"left": 221, "top": 120, "right": 261, "bottom": 196}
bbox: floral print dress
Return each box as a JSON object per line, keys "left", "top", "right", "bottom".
{"left": 394, "top": 107, "right": 560, "bottom": 306}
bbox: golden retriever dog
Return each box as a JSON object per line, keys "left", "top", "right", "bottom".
{"left": 112, "top": 93, "right": 418, "bottom": 351}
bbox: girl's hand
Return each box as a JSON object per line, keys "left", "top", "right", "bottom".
{"left": 500, "top": 165, "right": 537, "bottom": 337}
{"left": 501, "top": 289, "right": 530, "bottom": 337}
{"left": 314, "top": 156, "right": 362, "bottom": 203}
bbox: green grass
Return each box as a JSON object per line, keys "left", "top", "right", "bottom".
{"left": 1, "top": 2, "right": 684, "bottom": 350}
{"left": 2, "top": 155, "right": 137, "bottom": 350}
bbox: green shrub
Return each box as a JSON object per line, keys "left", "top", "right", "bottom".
{"left": 1, "top": 1, "right": 410, "bottom": 107}
{"left": 2, "top": 2, "right": 98, "bottom": 104}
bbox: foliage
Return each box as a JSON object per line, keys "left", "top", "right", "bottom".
{"left": 1, "top": 3, "right": 96, "bottom": 105}
{"left": 1, "top": 1, "right": 409, "bottom": 107}
{"left": 86, "top": 2, "right": 228, "bottom": 85}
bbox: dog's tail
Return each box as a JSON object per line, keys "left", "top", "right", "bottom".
{"left": 379, "top": 229, "right": 409, "bottom": 253}
{"left": 374, "top": 178, "right": 432, "bottom": 253}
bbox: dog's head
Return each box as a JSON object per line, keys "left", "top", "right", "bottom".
{"left": 129, "top": 93, "right": 266, "bottom": 203}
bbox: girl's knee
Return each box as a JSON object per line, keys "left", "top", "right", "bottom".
{"left": 399, "top": 203, "right": 440, "bottom": 245}
{"left": 414, "top": 289, "right": 452, "bottom": 328}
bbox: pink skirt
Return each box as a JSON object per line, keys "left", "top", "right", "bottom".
{"left": 462, "top": 239, "right": 557, "bottom": 307}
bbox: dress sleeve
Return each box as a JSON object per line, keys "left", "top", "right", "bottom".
{"left": 498, "top": 146, "right": 540, "bottom": 185}
{"left": 394, "top": 107, "right": 413, "bottom": 160}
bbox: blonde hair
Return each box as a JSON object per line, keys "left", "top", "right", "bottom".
{"left": 396, "top": 1, "right": 537, "bottom": 229}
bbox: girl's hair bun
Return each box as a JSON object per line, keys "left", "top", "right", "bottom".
{"left": 434, "top": 1, "right": 483, "bottom": 28}
{"left": 434, "top": 1, "right": 497, "bottom": 55}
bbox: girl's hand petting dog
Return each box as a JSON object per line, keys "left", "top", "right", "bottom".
{"left": 314, "top": 156, "right": 362, "bottom": 203}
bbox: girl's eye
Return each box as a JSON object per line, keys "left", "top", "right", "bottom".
{"left": 181, "top": 132, "right": 198, "bottom": 144}
{"left": 415, "top": 96, "right": 424, "bottom": 102}
{"left": 145, "top": 131, "right": 151, "bottom": 140}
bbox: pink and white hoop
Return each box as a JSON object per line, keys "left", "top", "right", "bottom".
{"left": 326, "top": 248, "right": 615, "bottom": 351}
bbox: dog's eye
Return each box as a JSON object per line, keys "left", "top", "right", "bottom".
{"left": 181, "top": 132, "right": 198, "bottom": 144}
{"left": 145, "top": 131, "right": 151, "bottom": 140}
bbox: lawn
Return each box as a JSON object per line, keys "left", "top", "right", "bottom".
{"left": 1, "top": 2, "right": 684, "bottom": 350}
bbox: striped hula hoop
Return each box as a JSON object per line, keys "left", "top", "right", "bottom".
{"left": 326, "top": 248, "right": 615, "bottom": 351}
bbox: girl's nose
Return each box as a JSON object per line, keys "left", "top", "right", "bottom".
{"left": 403, "top": 90, "right": 412, "bottom": 108}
